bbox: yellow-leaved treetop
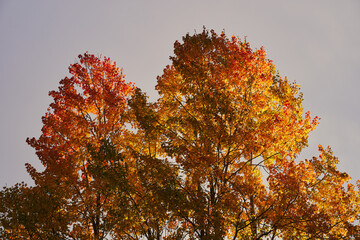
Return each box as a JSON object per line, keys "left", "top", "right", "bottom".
{"left": 1, "top": 29, "right": 359, "bottom": 240}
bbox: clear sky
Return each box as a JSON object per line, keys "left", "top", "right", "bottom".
{"left": 1, "top": 0, "right": 359, "bottom": 186}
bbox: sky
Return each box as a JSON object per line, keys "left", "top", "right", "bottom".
{"left": 0, "top": 0, "right": 359, "bottom": 187}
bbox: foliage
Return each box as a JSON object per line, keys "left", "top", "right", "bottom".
{"left": 1, "top": 29, "right": 359, "bottom": 239}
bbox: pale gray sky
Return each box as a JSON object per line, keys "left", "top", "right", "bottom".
{"left": 1, "top": 0, "right": 359, "bottom": 186}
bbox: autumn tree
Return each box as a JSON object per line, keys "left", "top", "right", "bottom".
{"left": 1, "top": 29, "right": 359, "bottom": 239}
{"left": 1, "top": 53, "right": 173, "bottom": 240}
{"left": 152, "top": 29, "right": 360, "bottom": 239}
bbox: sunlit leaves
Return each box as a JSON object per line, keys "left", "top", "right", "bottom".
{"left": 1, "top": 29, "right": 359, "bottom": 239}
{"left": 155, "top": 28, "right": 357, "bottom": 239}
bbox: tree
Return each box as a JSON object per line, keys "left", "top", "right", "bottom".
{"left": 1, "top": 29, "right": 359, "bottom": 239}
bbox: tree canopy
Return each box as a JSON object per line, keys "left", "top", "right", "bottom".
{"left": 1, "top": 29, "right": 359, "bottom": 239}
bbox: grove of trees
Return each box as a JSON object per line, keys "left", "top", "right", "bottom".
{"left": 1, "top": 29, "right": 359, "bottom": 239}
